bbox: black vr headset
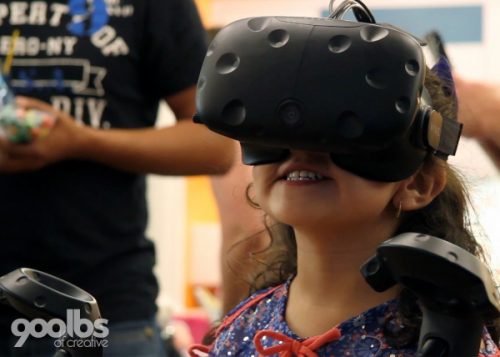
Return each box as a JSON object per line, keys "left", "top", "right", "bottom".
{"left": 194, "top": 0, "right": 463, "bottom": 181}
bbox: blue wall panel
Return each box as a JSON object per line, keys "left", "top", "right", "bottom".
{"left": 321, "top": 6, "right": 482, "bottom": 43}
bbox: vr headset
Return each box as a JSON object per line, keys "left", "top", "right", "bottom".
{"left": 194, "top": 0, "right": 462, "bottom": 181}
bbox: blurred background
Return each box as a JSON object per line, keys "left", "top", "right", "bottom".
{"left": 149, "top": 0, "right": 500, "bottom": 346}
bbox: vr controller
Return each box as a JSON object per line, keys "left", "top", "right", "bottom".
{"left": 362, "top": 233, "right": 500, "bottom": 357}
{"left": 194, "top": 15, "right": 462, "bottom": 181}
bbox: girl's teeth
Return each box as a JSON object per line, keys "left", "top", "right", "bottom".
{"left": 286, "top": 170, "right": 324, "bottom": 181}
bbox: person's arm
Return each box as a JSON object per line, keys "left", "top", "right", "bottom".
{"left": 0, "top": 86, "right": 235, "bottom": 175}
{"left": 210, "top": 148, "right": 269, "bottom": 314}
{"left": 454, "top": 75, "right": 500, "bottom": 168}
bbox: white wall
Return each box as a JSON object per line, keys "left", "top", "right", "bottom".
{"left": 146, "top": 103, "right": 187, "bottom": 313}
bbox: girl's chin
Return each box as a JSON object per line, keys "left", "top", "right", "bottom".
{"left": 272, "top": 211, "right": 336, "bottom": 229}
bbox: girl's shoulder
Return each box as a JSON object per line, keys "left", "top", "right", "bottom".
{"left": 205, "top": 282, "right": 289, "bottom": 356}
{"left": 219, "top": 282, "right": 288, "bottom": 331}
{"left": 228, "top": 281, "right": 288, "bottom": 312}
{"left": 188, "top": 281, "right": 290, "bottom": 357}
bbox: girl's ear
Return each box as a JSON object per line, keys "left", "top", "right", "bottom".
{"left": 393, "top": 161, "right": 447, "bottom": 213}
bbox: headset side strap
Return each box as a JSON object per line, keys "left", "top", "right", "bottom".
{"left": 426, "top": 111, "right": 463, "bottom": 158}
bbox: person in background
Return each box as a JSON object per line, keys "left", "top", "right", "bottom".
{"left": 210, "top": 142, "right": 268, "bottom": 315}
{"left": 454, "top": 75, "right": 500, "bottom": 169}
{"left": 0, "top": 1, "right": 233, "bottom": 356}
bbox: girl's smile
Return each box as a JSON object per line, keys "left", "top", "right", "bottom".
{"left": 278, "top": 161, "right": 333, "bottom": 187}
{"left": 253, "top": 150, "right": 402, "bottom": 233}
{"left": 284, "top": 170, "right": 325, "bottom": 182}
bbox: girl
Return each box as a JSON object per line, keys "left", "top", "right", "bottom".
{"left": 190, "top": 74, "right": 500, "bottom": 357}
{"left": 189, "top": 5, "right": 500, "bottom": 356}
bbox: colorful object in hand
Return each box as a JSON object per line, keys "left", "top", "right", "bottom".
{"left": 0, "top": 104, "right": 56, "bottom": 143}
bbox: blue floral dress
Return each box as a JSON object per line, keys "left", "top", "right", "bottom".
{"left": 190, "top": 278, "right": 500, "bottom": 357}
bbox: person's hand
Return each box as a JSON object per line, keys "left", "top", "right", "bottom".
{"left": 454, "top": 75, "right": 500, "bottom": 168}
{"left": 454, "top": 75, "right": 500, "bottom": 139}
{"left": 0, "top": 96, "right": 86, "bottom": 173}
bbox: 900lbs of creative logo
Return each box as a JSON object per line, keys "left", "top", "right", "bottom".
{"left": 11, "top": 309, "right": 109, "bottom": 348}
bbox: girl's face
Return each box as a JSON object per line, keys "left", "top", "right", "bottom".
{"left": 252, "top": 150, "right": 401, "bottom": 234}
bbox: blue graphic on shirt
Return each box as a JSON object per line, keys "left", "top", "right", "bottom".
{"left": 68, "top": 0, "right": 109, "bottom": 36}
{"left": 18, "top": 69, "right": 36, "bottom": 92}
{"left": 53, "top": 68, "right": 65, "bottom": 92}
